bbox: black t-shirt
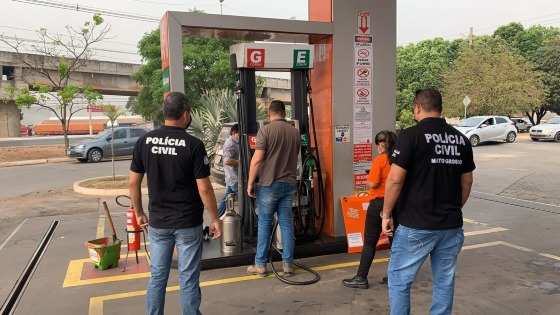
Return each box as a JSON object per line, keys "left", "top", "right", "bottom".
{"left": 130, "top": 126, "right": 210, "bottom": 229}
{"left": 392, "top": 117, "right": 476, "bottom": 230}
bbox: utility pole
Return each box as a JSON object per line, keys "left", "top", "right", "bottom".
{"left": 469, "top": 27, "right": 474, "bottom": 47}
{"left": 219, "top": 0, "right": 224, "bottom": 15}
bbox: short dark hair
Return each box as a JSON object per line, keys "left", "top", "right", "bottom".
{"left": 230, "top": 123, "right": 239, "bottom": 135}
{"left": 163, "top": 92, "right": 190, "bottom": 120}
{"left": 414, "top": 88, "right": 443, "bottom": 113}
{"left": 269, "top": 100, "right": 286, "bottom": 116}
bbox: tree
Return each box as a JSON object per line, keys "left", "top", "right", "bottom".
{"left": 396, "top": 38, "right": 463, "bottom": 126}
{"left": 532, "top": 38, "right": 560, "bottom": 124}
{"left": 443, "top": 41, "right": 544, "bottom": 118}
{"left": 130, "top": 28, "right": 236, "bottom": 122}
{"left": 0, "top": 15, "right": 108, "bottom": 153}
{"left": 494, "top": 23, "right": 560, "bottom": 62}
{"left": 103, "top": 104, "right": 127, "bottom": 181}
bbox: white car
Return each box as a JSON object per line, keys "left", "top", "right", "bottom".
{"left": 529, "top": 117, "right": 560, "bottom": 142}
{"left": 454, "top": 116, "right": 517, "bottom": 147}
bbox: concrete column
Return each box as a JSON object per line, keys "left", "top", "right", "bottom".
{"left": 329, "top": 0, "right": 396, "bottom": 236}
{"left": 0, "top": 100, "right": 21, "bottom": 138}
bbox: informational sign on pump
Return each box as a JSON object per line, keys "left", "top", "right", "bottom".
{"left": 352, "top": 10, "right": 374, "bottom": 190}
{"left": 230, "top": 43, "right": 314, "bottom": 69}
{"left": 247, "top": 49, "right": 265, "bottom": 68}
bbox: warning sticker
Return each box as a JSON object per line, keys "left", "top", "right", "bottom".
{"left": 355, "top": 67, "right": 371, "bottom": 86}
{"left": 347, "top": 232, "right": 364, "bottom": 248}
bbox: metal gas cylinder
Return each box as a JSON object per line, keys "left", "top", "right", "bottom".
{"left": 221, "top": 194, "right": 242, "bottom": 254}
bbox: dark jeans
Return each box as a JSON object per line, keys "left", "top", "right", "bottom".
{"left": 357, "top": 198, "right": 388, "bottom": 278}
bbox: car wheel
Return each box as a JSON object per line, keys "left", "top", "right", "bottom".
{"left": 555, "top": 132, "right": 560, "bottom": 143}
{"left": 87, "top": 148, "right": 103, "bottom": 163}
{"left": 531, "top": 137, "right": 539, "bottom": 142}
{"left": 506, "top": 131, "right": 517, "bottom": 143}
{"left": 469, "top": 135, "right": 480, "bottom": 147}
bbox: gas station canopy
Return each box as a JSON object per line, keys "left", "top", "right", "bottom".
{"left": 230, "top": 43, "right": 315, "bottom": 70}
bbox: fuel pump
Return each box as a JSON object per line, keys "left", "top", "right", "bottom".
{"left": 229, "top": 43, "right": 325, "bottom": 284}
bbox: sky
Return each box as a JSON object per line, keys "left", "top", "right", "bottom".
{"left": 3, "top": 0, "right": 560, "bottom": 122}
{"left": 2, "top": 0, "right": 560, "bottom": 65}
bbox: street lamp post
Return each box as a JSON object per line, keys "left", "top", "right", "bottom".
{"left": 219, "top": 0, "right": 224, "bottom": 15}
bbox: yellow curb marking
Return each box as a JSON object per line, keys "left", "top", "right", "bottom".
{"left": 88, "top": 257, "right": 390, "bottom": 315}
{"left": 63, "top": 252, "right": 149, "bottom": 288}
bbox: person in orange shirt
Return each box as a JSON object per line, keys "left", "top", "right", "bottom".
{"left": 343, "top": 130, "right": 397, "bottom": 289}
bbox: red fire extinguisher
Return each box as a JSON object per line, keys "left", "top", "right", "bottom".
{"left": 116, "top": 195, "right": 149, "bottom": 271}
{"left": 126, "top": 208, "right": 141, "bottom": 252}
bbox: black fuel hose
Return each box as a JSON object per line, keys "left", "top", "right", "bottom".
{"left": 268, "top": 222, "right": 320, "bottom": 285}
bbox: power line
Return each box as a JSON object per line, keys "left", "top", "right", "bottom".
{"left": 12, "top": 0, "right": 160, "bottom": 23}
{"left": 0, "top": 35, "right": 139, "bottom": 55}
{"left": 0, "top": 25, "right": 139, "bottom": 48}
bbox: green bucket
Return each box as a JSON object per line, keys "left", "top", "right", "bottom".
{"left": 86, "top": 237, "right": 121, "bottom": 271}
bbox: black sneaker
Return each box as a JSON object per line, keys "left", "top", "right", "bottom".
{"left": 342, "top": 275, "right": 369, "bottom": 289}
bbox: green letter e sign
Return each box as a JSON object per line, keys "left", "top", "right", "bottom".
{"left": 293, "top": 49, "right": 310, "bottom": 68}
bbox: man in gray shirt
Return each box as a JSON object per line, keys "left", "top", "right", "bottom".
{"left": 217, "top": 124, "right": 239, "bottom": 218}
{"left": 246, "top": 100, "right": 300, "bottom": 276}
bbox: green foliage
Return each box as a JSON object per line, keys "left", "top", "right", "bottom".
{"left": 494, "top": 23, "right": 560, "bottom": 61}
{"left": 189, "top": 89, "right": 238, "bottom": 158}
{"left": 443, "top": 41, "right": 544, "bottom": 117}
{"left": 93, "top": 14, "right": 104, "bottom": 26}
{"left": 58, "top": 60, "right": 70, "bottom": 80}
{"left": 534, "top": 38, "right": 560, "bottom": 116}
{"left": 396, "top": 38, "right": 463, "bottom": 118}
{"left": 103, "top": 104, "right": 127, "bottom": 125}
{"left": 131, "top": 28, "right": 236, "bottom": 122}
{"left": 396, "top": 108, "right": 415, "bottom": 130}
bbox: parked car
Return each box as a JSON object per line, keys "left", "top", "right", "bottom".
{"left": 510, "top": 117, "right": 533, "bottom": 132}
{"left": 68, "top": 127, "right": 147, "bottom": 162}
{"left": 529, "top": 117, "right": 560, "bottom": 142}
{"left": 210, "top": 123, "right": 236, "bottom": 186}
{"left": 454, "top": 116, "right": 517, "bottom": 147}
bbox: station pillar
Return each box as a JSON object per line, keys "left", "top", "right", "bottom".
{"left": 309, "top": 0, "right": 396, "bottom": 236}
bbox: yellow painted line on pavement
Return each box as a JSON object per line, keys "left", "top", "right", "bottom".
{"left": 63, "top": 252, "right": 149, "bottom": 288}
{"left": 87, "top": 240, "right": 560, "bottom": 315}
{"left": 464, "top": 227, "right": 509, "bottom": 237}
{"left": 71, "top": 226, "right": 508, "bottom": 289}
{"left": 463, "top": 218, "right": 488, "bottom": 226}
{"left": 88, "top": 257, "right": 390, "bottom": 315}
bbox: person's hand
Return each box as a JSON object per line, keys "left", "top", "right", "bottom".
{"left": 137, "top": 212, "right": 149, "bottom": 230}
{"left": 247, "top": 183, "right": 256, "bottom": 198}
{"left": 382, "top": 217, "right": 394, "bottom": 237}
{"left": 209, "top": 219, "right": 222, "bottom": 240}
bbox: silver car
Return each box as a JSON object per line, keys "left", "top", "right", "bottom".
{"left": 68, "top": 127, "right": 147, "bottom": 162}
{"left": 454, "top": 116, "right": 518, "bottom": 147}
{"left": 530, "top": 117, "right": 560, "bottom": 142}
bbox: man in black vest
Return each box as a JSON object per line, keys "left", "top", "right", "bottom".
{"left": 382, "top": 89, "right": 475, "bottom": 315}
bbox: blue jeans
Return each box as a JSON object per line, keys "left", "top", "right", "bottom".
{"left": 217, "top": 184, "right": 238, "bottom": 217}
{"left": 147, "top": 225, "right": 203, "bottom": 315}
{"left": 388, "top": 226, "right": 464, "bottom": 315}
{"left": 255, "top": 181, "right": 296, "bottom": 266}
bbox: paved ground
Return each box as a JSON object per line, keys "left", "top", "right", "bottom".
{"left": 1, "top": 133, "right": 559, "bottom": 315}
{"left": 0, "top": 159, "right": 130, "bottom": 199}
{"left": 0, "top": 135, "right": 94, "bottom": 147}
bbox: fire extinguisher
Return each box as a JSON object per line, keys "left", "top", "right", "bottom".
{"left": 116, "top": 195, "right": 149, "bottom": 271}
{"left": 126, "top": 207, "right": 141, "bottom": 252}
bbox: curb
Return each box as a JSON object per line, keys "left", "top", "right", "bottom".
{"left": 0, "top": 157, "right": 73, "bottom": 168}
{"left": 73, "top": 176, "right": 149, "bottom": 197}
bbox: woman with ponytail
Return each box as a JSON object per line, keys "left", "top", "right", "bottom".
{"left": 343, "top": 130, "right": 397, "bottom": 289}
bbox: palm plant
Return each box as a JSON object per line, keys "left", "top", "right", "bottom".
{"left": 103, "top": 104, "right": 127, "bottom": 181}
{"left": 190, "top": 88, "right": 266, "bottom": 159}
